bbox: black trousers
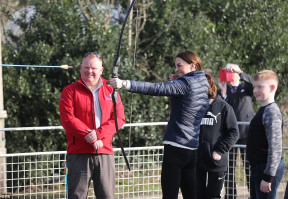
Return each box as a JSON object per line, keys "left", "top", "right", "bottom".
{"left": 161, "top": 144, "right": 197, "bottom": 199}
{"left": 196, "top": 166, "right": 226, "bottom": 199}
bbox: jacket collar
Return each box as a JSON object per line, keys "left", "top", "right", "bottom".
{"left": 78, "top": 76, "right": 108, "bottom": 92}
{"left": 184, "top": 70, "right": 204, "bottom": 77}
{"left": 211, "top": 95, "right": 224, "bottom": 104}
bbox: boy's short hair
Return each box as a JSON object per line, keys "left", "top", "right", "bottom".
{"left": 253, "top": 70, "right": 279, "bottom": 87}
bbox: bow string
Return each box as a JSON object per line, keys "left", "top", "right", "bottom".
{"left": 112, "top": 0, "right": 137, "bottom": 171}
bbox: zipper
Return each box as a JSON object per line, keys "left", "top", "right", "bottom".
{"left": 91, "top": 90, "right": 98, "bottom": 155}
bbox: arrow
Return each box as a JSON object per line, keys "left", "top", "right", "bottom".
{"left": 0, "top": 64, "right": 73, "bottom": 69}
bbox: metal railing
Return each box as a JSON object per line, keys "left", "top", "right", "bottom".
{"left": 0, "top": 147, "right": 164, "bottom": 198}
{"left": 0, "top": 122, "right": 287, "bottom": 198}
{"left": 1, "top": 146, "right": 288, "bottom": 198}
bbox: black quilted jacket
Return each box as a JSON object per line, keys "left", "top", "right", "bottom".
{"left": 129, "top": 70, "right": 209, "bottom": 148}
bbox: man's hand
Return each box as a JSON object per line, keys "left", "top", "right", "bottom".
{"left": 93, "top": 140, "right": 103, "bottom": 150}
{"left": 226, "top": 64, "right": 242, "bottom": 75}
{"left": 110, "top": 78, "right": 123, "bottom": 89}
{"left": 212, "top": 151, "right": 221, "bottom": 161}
{"left": 84, "top": 129, "right": 97, "bottom": 144}
{"left": 218, "top": 81, "right": 227, "bottom": 97}
{"left": 260, "top": 180, "right": 271, "bottom": 193}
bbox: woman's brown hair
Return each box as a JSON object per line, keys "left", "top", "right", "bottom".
{"left": 205, "top": 69, "right": 217, "bottom": 99}
{"left": 176, "top": 50, "right": 202, "bottom": 70}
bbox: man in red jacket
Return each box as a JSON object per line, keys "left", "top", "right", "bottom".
{"left": 59, "top": 52, "right": 126, "bottom": 198}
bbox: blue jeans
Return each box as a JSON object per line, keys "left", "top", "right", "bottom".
{"left": 284, "top": 182, "right": 288, "bottom": 199}
{"left": 284, "top": 181, "right": 288, "bottom": 199}
{"left": 250, "top": 159, "right": 285, "bottom": 199}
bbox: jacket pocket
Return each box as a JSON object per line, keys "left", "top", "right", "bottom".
{"left": 199, "top": 141, "right": 215, "bottom": 166}
{"left": 200, "top": 141, "right": 228, "bottom": 168}
{"left": 212, "top": 150, "right": 228, "bottom": 168}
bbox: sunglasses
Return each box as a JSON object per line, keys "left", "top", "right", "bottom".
{"left": 84, "top": 52, "right": 102, "bottom": 59}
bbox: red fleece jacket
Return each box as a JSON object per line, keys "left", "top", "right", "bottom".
{"left": 59, "top": 77, "right": 126, "bottom": 154}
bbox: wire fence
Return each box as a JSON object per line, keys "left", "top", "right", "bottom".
{"left": 0, "top": 122, "right": 287, "bottom": 198}
{"left": 0, "top": 146, "right": 288, "bottom": 198}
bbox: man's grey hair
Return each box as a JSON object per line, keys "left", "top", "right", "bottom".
{"left": 225, "top": 63, "right": 241, "bottom": 71}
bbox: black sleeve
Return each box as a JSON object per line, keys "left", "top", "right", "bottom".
{"left": 214, "top": 105, "right": 239, "bottom": 154}
{"left": 241, "top": 73, "right": 254, "bottom": 97}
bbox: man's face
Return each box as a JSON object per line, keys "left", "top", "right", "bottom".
{"left": 80, "top": 57, "right": 103, "bottom": 86}
{"left": 227, "top": 72, "right": 241, "bottom": 86}
{"left": 174, "top": 57, "right": 194, "bottom": 77}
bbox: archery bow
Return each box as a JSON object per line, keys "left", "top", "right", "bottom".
{"left": 112, "top": 0, "right": 137, "bottom": 171}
